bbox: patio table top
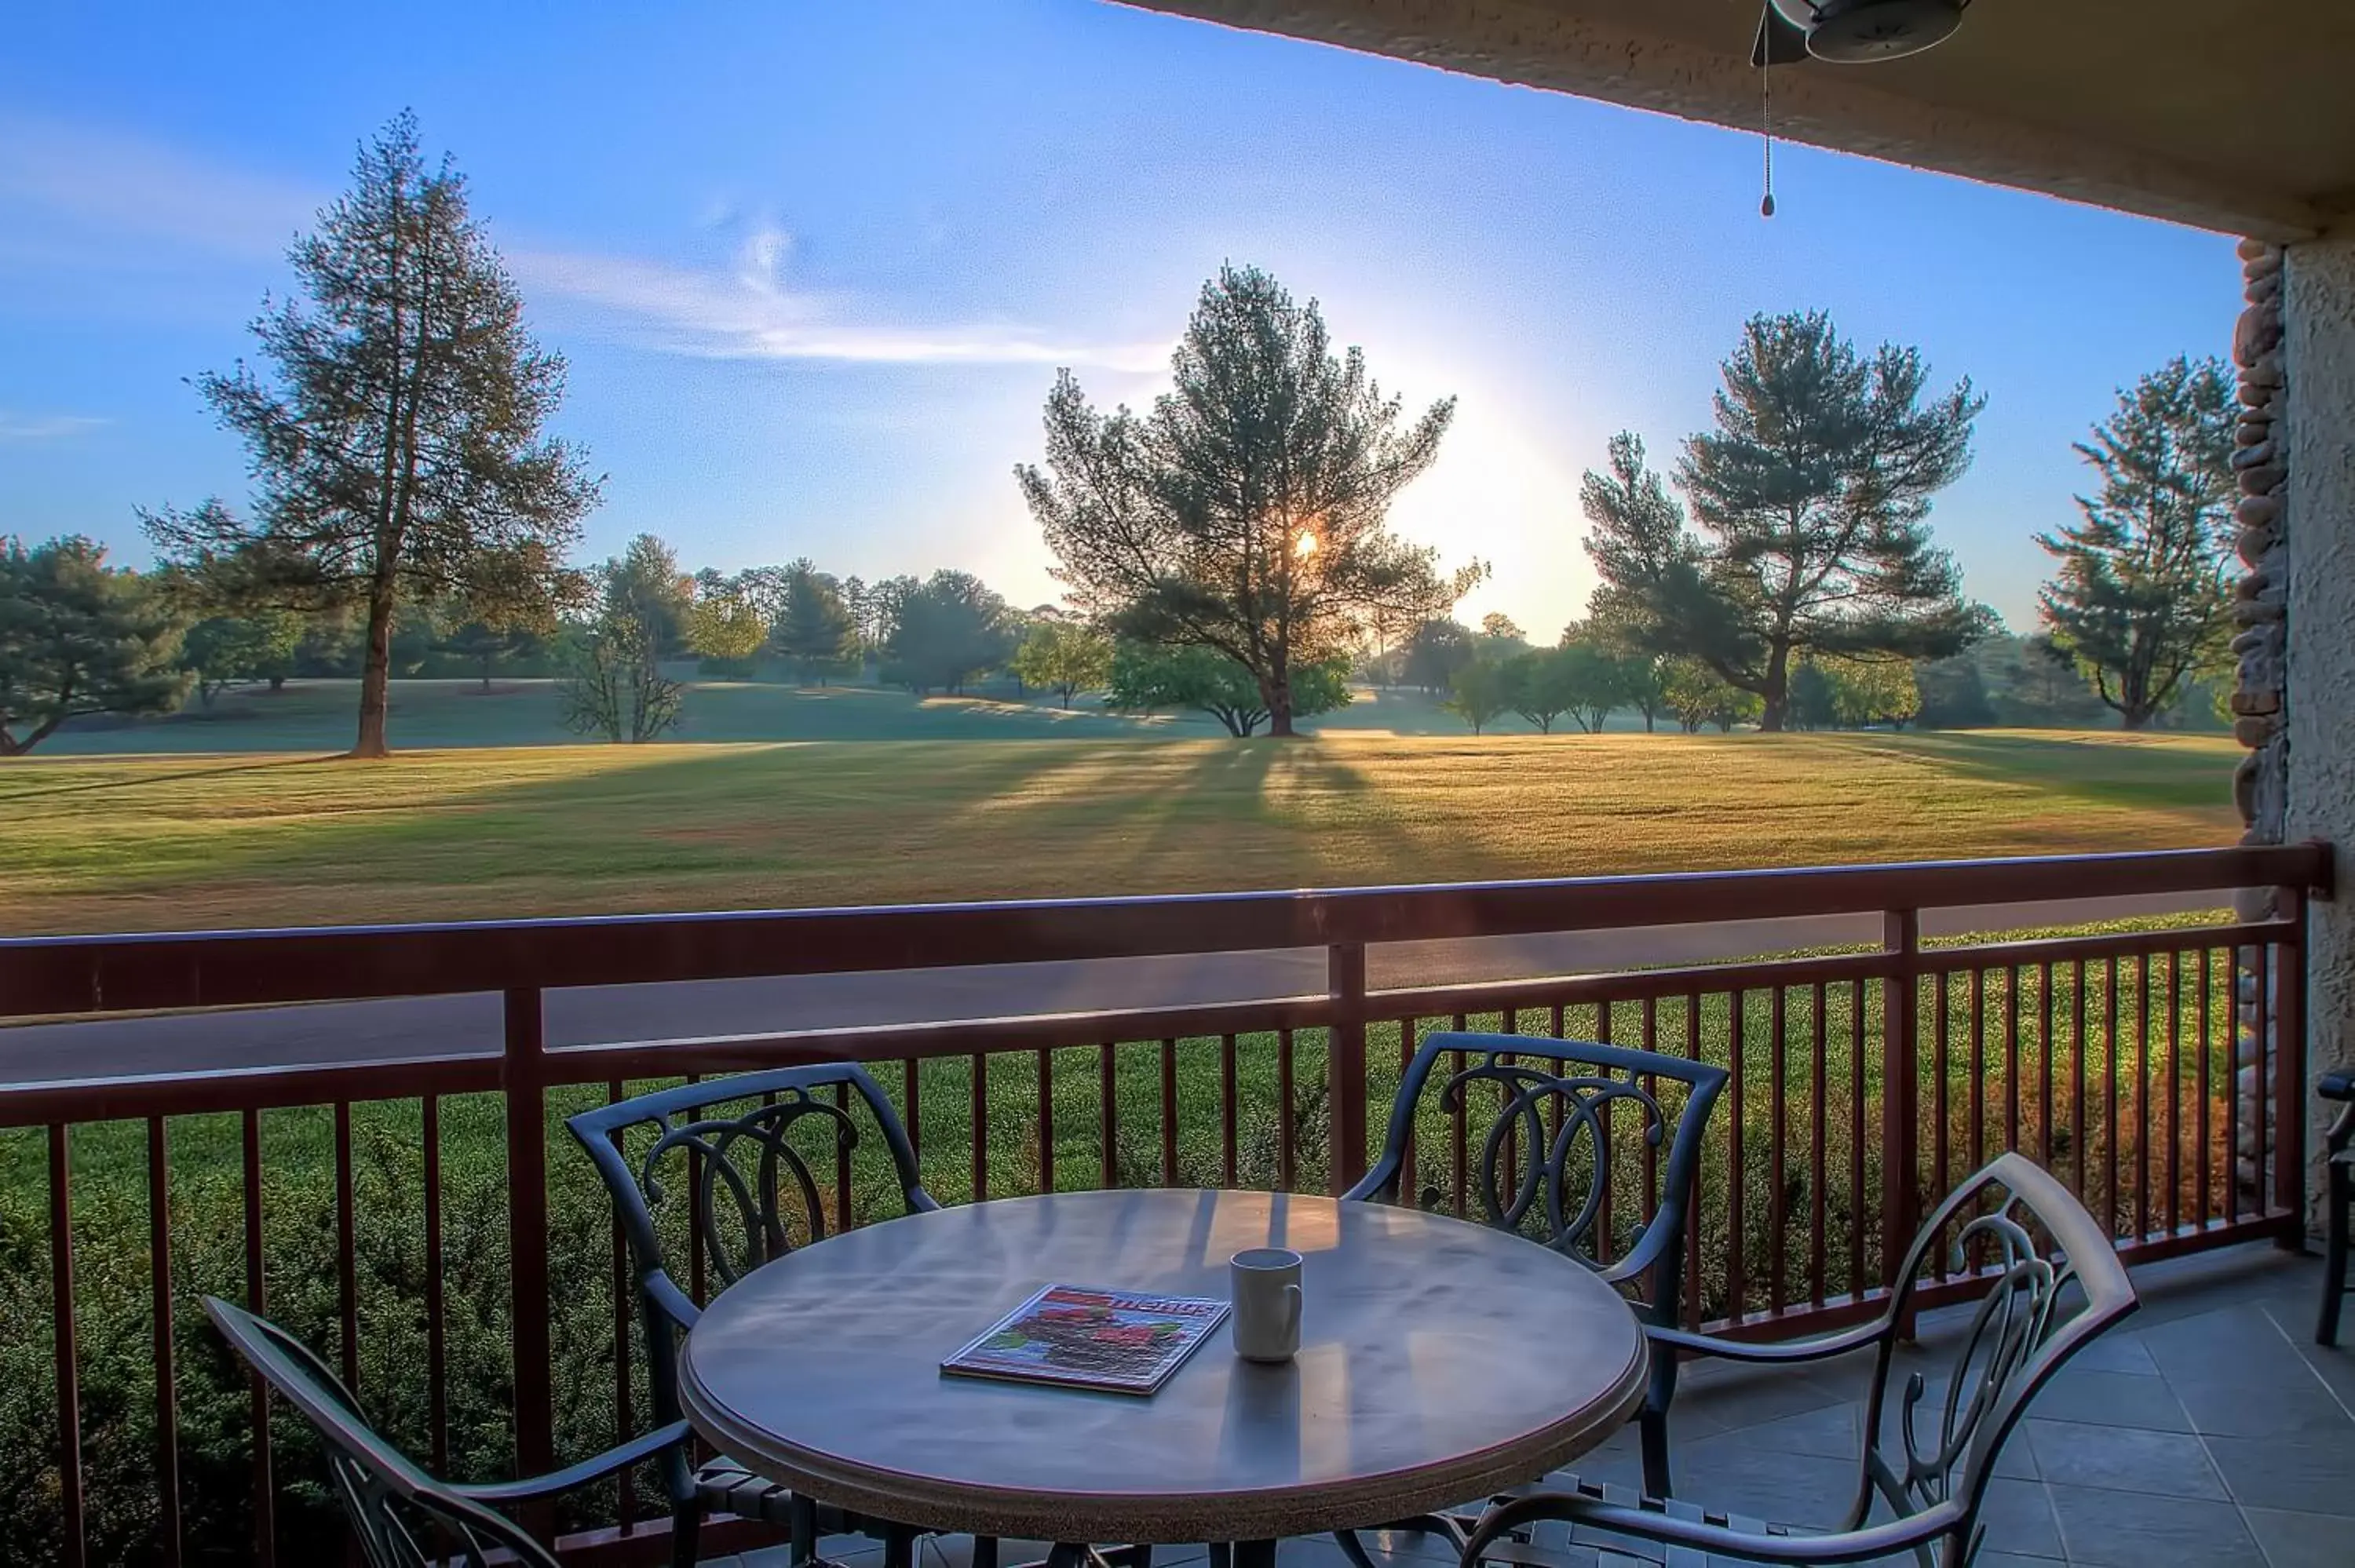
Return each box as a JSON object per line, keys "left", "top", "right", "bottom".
{"left": 678, "top": 1187, "right": 1648, "bottom": 1544}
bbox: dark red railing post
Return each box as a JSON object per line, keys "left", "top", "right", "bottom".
{"left": 1327, "top": 943, "right": 1369, "bottom": 1194}
{"left": 1881, "top": 910, "right": 1922, "bottom": 1336}
{"left": 2272, "top": 885, "right": 2308, "bottom": 1242}
{"left": 503, "top": 987, "right": 555, "bottom": 1515}
{"left": 49, "top": 1124, "right": 86, "bottom": 1568}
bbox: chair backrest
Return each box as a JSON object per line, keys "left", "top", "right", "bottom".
{"left": 566, "top": 1063, "right": 936, "bottom": 1433}
{"left": 1850, "top": 1153, "right": 2138, "bottom": 1565}
{"left": 203, "top": 1296, "right": 560, "bottom": 1568}
{"left": 1347, "top": 1031, "right": 1728, "bottom": 1308}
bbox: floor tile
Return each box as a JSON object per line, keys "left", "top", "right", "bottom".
{"left": 2204, "top": 1431, "right": 2355, "bottom": 1515}
{"left": 2046, "top": 1482, "right": 2266, "bottom": 1568}
{"left": 1719, "top": 1401, "right": 1860, "bottom": 1460}
{"left": 1664, "top": 1435, "right": 1859, "bottom": 1530}
{"left": 2141, "top": 1306, "right": 2317, "bottom": 1387}
{"left": 2066, "top": 1331, "right": 2159, "bottom": 1376}
{"left": 2023, "top": 1417, "right": 2227, "bottom": 1499}
{"left": 2170, "top": 1373, "right": 2354, "bottom": 1437}
{"left": 2242, "top": 1505, "right": 2355, "bottom": 1568}
{"left": 2021, "top": 1368, "right": 2192, "bottom": 1431}
{"left": 1974, "top": 1476, "right": 2064, "bottom": 1561}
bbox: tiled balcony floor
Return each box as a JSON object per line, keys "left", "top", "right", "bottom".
{"left": 714, "top": 1243, "right": 2350, "bottom": 1568}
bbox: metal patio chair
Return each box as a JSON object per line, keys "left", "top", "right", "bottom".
{"left": 204, "top": 1295, "right": 690, "bottom": 1568}
{"left": 1458, "top": 1151, "right": 2138, "bottom": 1568}
{"left": 1345, "top": 1031, "right": 1730, "bottom": 1512}
{"left": 568, "top": 1063, "right": 948, "bottom": 1568}
{"left": 2317, "top": 1068, "right": 2354, "bottom": 1344}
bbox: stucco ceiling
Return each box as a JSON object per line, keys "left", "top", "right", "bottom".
{"left": 1126, "top": 0, "right": 2355, "bottom": 239}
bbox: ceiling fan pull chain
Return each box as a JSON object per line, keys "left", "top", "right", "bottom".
{"left": 1760, "top": 62, "right": 1777, "bottom": 217}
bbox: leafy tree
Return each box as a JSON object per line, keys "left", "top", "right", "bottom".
{"left": 1013, "top": 620, "right": 1115, "bottom": 707}
{"left": 1915, "top": 650, "right": 1996, "bottom": 729}
{"left": 1583, "top": 313, "right": 1984, "bottom": 730}
{"left": 142, "top": 114, "right": 597, "bottom": 757}
{"left": 1018, "top": 264, "right": 1477, "bottom": 737}
{"left": 1661, "top": 657, "right": 1754, "bottom": 734}
{"left": 1, "top": 535, "right": 188, "bottom": 753}
{"left": 882, "top": 570, "right": 1014, "bottom": 695}
{"left": 1445, "top": 658, "right": 1512, "bottom": 734}
{"left": 1108, "top": 642, "right": 1349, "bottom": 736}
{"left": 1504, "top": 647, "right": 1575, "bottom": 733}
{"left": 772, "top": 562, "right": 856, "bottom": 684}
{"left": 684, "top": 585, "right": 768, "bottom": 672}
{"left": 602, "top": 534, "right": 693, "bottom": 658}
{"left": 558, "top": 608, "right": 680, "bottom": 742}
{"left": 2035, "top": 356, "right": 2236, "bottom": 730}
{"left": 1788, "top": 658, "right": 1838, "bottom": 730}
{"left": 181, "top": 610, "right": 302, "bottom": 705}
{"left": 1978, "top": 633, "right": 2111, "bottom": 728}
{"left": 1555, "top": 640, "right": 1630, "bottom": 735}
{"left": 1825, "top": 657, "right": 1921, "bottom": 728}
{"left": 1477, "top": 612, "right": 1528, "bottom": 658}
{"left": 1401, "top": 618, "right": 1475, "bottom": 695}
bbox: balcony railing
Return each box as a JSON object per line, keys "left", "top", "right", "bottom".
{"left": 0, "top": 842, "right": 2328, "bottom": 1566}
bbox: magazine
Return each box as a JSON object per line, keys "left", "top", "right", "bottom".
{"left": 940, "top": 1282, "right": 1231, "bottom": 1395}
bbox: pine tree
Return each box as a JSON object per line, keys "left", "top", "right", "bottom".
{"left": 1585, "top": 313, "right": 1984, "bottom": 729}
{"left": 1018, "top": 264, "right": 1479, "bottom": 736}
{"left": 1, "top": 536, "right": 188, "bottom": 753}
{"left": 772, "top": 562, "right": 856, "bottom": 684}
{"left": 144, "top": 112, "right": 598, "bottom": 757}
{"left": 2035, "top": 356, "right": 2236, "bottom": 729}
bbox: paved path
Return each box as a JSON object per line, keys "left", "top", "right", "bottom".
{"left": 0, "top": 893, "right": 2223, "bottom": 1086}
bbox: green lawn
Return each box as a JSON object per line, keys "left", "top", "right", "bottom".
{"left": 0, "top": 727, "right": 2236, "bottom": 935}
{"left": 37, "top": 675, "right": 1662, "bottom": 755}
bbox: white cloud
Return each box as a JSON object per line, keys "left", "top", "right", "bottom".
{"left": 511, "top": 224, "right": 1169, "bottom": 371}
{"left": 0, "top": 411, "right": 107, "bottom": 442}
{"left": 0, "top": 112, "right": 314, "bottom": 261}
{"left": 2, "top": 113, "right": 1167, "bottom": 370}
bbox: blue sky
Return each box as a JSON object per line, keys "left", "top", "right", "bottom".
{"left": 0, "top": 0, "right": 2242, "bottom": 635}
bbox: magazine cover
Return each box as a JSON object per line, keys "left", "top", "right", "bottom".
{"left": 940, "top": 1282, "right": 1231, "bottom": 1395}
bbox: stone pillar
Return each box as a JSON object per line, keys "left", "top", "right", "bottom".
{"left": 2281, "top": 221, "right": 2355, "bottom": 1225}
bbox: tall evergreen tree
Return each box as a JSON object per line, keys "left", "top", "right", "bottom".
{"left": 1585, "top": 313, "right": 1984, "bottom": 729}
{"left": 2035, "top": 356, "right": 2236, "bottom": 729}
{"left": 1, "top": 536, "right": 188, "bottom": 753}
{"left": 772, "top": 561, "right": 856, "bottom": 684}
{"left": 144, "top": 111, "right": 598, "bottom": 757}
{"left": 601, "top": 534, "right": 693, "bottom": 657}
{"left": 1018, "top": 264, "right": 1479, "bottom": 736}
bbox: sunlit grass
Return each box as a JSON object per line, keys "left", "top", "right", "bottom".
{"left": 0, "top": 729, "right": 2235, "bottom": 935}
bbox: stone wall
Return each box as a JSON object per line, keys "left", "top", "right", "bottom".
{"left": 2229, "top": 238, "right": 2287, "bottom": 1201}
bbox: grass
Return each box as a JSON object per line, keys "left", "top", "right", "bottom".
{"left": 0, "top": 727, "right": 2236, "bottom": 935}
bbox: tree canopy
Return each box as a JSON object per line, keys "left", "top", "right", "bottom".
{"left": 771, "top": 562, "right": 856, "bottom": 683}
{"left": 1108, "top": 641, "right": 1349, "bottom": 737}
{"left": 882, "top": 570, "right": 1015, "bottom": 695}
{"left": 1013, "top": 619, "right": 1115, "bottom": 707}
{"left": 1, "top": 535, "right": 188, "bottom": 754}
{"left": 1017, "top": 264, "right": 1477, "bottom": 736}
{"left": 1445, "top": 658, "right": 1512, "bottom": 734}
{"left": 2036, "top": 356, "right": 2236, "bottom": 729}
{"left": 1583, "top": 312, "right": 1985, "bottom": 730}
{"left": 143, "top": 113, "right": 598, "bottom": 757}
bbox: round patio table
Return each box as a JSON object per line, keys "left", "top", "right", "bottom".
{"left": 677, "top": 1187, "right": 1648, "bottom": 1552}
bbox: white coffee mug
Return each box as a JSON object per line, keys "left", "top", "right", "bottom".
{"left": 1230, "top": 1247, "right": 1303, "bottom": 1362}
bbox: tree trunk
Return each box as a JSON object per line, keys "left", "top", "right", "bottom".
{"left": 1755, "top": 642, "right": 1791, "bottom": 732}
{"left": 268, "top": 676, "right": 286, "bottom": 693}
{"left": 352, "top": 581, "right": 396, "bottom": 758}
{"left": 480, "top": 655, "right": 494, "bottom": 695}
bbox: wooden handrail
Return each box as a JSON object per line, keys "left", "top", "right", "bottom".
{"left": 0, "top": 843, "right": 2327, "bottom": 1018}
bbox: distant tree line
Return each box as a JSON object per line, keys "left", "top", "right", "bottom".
{"left": 2, "top": 115, "right": 2242, "bottom": 756}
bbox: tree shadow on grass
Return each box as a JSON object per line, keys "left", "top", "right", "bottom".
{"left": 1828, "top": 732, "right": 2235, "bottom": 821}
{"left": 0, "top": 753, "right": 348, "bottom": 803}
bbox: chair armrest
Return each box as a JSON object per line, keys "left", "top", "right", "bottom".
{"left": 1645, "top": 1316, "right": 1889, "bottom": 1366}
{"left": 2320, "top": 1070, "right": 2355, "bottom": 1103}
{"left": 451, "top": 1420, "right": 691, "bottom": 1505}
{"left": 645, "top": 1269, "right": 701, "bottom": 1331}
{"left": 1464, "top": 1485, "right": 1959, "bottom": 1568}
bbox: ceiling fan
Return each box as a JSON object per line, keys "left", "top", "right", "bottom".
{"left": 1751, "top": 0, "right": 1971, "bottom": 67}
{"left": 1745, "top": 0, "right": 1970, "bottom": 214}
